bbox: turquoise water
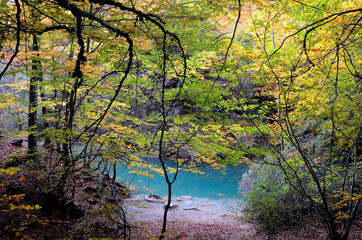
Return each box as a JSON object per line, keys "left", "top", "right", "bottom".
{"left": 116, "top": 158, "right": 248, "bottom": 200}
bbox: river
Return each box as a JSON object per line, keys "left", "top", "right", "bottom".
{"left": 115, "top": 157, "right": 248, "bottom": 201}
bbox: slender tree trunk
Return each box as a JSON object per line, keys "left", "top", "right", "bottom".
{"left": 39, "top": 84, "right": 50, "bottom": 147}
{"left": 28, "top": 34, "right": 41, "bottom": 161}
{"left": 61, "top": 41, "right": 74, "bottom": 167}
{"left": 269, "top": 5, "right": 284, "bottom": 152}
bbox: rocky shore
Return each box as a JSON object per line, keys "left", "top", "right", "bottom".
{"left": 123, "top": 194, "right": 241, "bottom": 224}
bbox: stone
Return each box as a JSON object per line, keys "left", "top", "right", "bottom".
{"left": 164, "top": 78, "right": 180, "bottom": 89}
{"left": 183, "top": 207, "right": 201, "bottom": 211}
{"left": 86, "top": 197, "right": 97, "bottom": 205}
{"left": 176, "top": 196, "right": 193, "bottom": 201}
{"left": 164, "top": 202, "right": 178, "bottom": 209}
{"left": 128, "top": 195, "right": 145, "bottom": 202}
{"left": 4, "top": 157, "right": 21, "bottom": 168}
{"left": 149, "top": 193, "right": 162, "bottom": 199}
{"left": 84, "top": 186, "right": 97, "bottom": 194}
{"left": 145, "top": 196, "right": 163, "bottom": 203}
{"left": 169, "top": 98, "right": 196, "bottom": 115}
{"left": 106, "top": 197, "right": 121, "bottom": 203}
{"left": 10, "top": 138, "right": 23, "bottom": 146}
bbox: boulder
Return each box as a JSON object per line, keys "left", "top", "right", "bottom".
{"left": 169, "top": 98, "right": 196, "bottom": 115}
{"left": 149, "top": 193, "right": 162, "bottom": 199}
{"left": 10, "top": 138, "right": 23, "bottom": 146}
{"left": 4, "top": 157, "right": 21, "bottom": 168}
{"left": 164, "top": 78, "right": 181, "bottom": 89}
{"left": 145, "top": 196, "right": 163, "bottom": 203}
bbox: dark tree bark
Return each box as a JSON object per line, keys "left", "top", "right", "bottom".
{"left": 28, "top": 34, "right": 41, "bottom": 161}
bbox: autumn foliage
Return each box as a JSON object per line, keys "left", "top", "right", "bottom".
{"left": 0, "top": 0, "right": 361, "bottom": 240}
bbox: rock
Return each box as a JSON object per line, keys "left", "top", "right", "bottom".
{"left": 106, "top": 196, "right": 122, "bottom": 203}
{"left": 84, "top": 186, "right": 97, "bottom": 194}
{"left": 169, "top": 98, "right": 196, "bottom": 115}
{"left": 164, "top": 78, "right": 181, "bottom": 89}
{"left": 153, "top": 77, "right": 181, "bottom": 89}
{"left": 86, "top": 197, "right": 97, "bottom": 205}
{"left": 176, "top": 196, "right": 193, "bottom": 201}
{"left": 149, "top": 193, "right": 162, "bottom": 199}
{"left": 127, "top": 195, "right": 145, "bottom": 202}
{"left": 183, "top": 207, "right": 201, "bottom": 211}
{"left": 114, "top": 181, "right": 127, "bottom": 189}
{"left": 164, "top": 202, "right": 178, "bottom": 209}
{"left": 91, "top": 172, "right": 110, "bottom": 187}
{"left": 4, "top": 157, "right": 21, "bottom": 168}
{"left": 10, "top": 138, "right": 23, "bottom": 146}
{"left": 145, "top": 196, "right": 163, "bottom": 203}
{"left": 83, "top": 175, "right": 92, "bottom": 181}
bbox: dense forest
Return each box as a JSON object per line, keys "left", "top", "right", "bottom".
{"left": 0, "top": 0, "right": 361, "bottom": 239}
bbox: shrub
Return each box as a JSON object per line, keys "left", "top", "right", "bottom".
{"left": 240, "top": 163, "right": 312, "bottom": 231}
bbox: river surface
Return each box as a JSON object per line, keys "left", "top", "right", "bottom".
{"left": 116, "top": 157, "right": 248, "bottom": 201}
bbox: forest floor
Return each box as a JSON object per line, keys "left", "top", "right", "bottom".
{"left": 0, "top": 133, "right": 361, "bottom": 240}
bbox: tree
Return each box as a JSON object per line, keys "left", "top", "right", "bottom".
{"left": 1, "top": 0, "right": 360, "bottom": 239}
{"left": 0, "top": 1, "right": 232, "bottom": 238}
{"left": 236, "top": 1, "right": 362, "bottom": 239}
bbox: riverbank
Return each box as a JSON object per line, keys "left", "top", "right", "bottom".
{"left": 123, "top": 195, "right": 241, "bottom": 224}
{"left": 123, "top": 195, "right": 362, "bottom": 240}
{"left": 131, "top": 220, "right": 261, "bottom": 240}
{"left": 123, "top": 194, "right": 263, "bottom": 239}
{"left": 125, "top": 194, "right": 362, "bottom": 240}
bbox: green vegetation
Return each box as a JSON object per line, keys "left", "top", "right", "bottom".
{"left": 241, "top": 163, "right": 311, "bottom": 231}
{"left": 0, "top": 0, "right": 360, "bottom": 239}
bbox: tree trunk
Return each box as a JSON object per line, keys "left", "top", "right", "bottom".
{"left": 28, "top": 34, "right": 41, "bottom": 161}
{"left": 39, "top": 84, "right": 50, "bottom": 147}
